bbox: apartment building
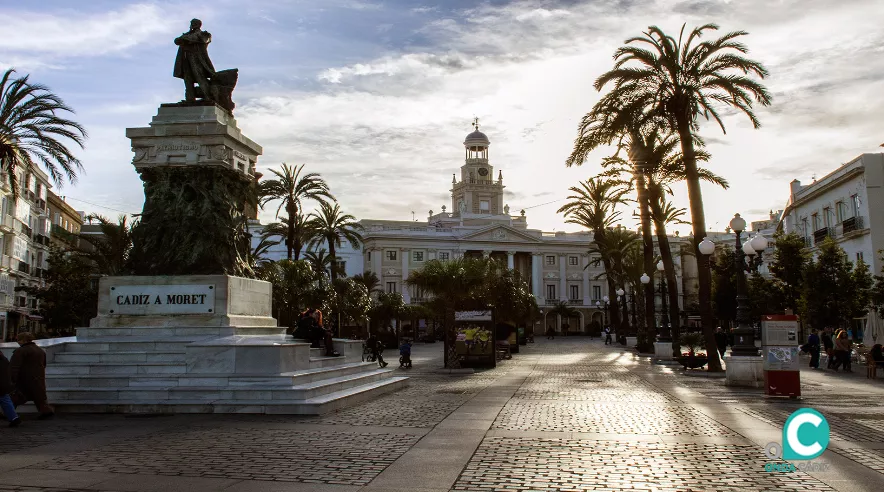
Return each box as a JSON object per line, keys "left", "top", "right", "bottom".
{"left": 0, "top": 166, "right": 53, "bottom": 341}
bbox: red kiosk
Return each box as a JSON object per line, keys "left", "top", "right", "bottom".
{"left": 762, "top": 314, "right": 801, "bottom": 397}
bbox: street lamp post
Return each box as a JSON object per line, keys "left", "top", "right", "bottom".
{"left": 698, "top": 214, "right": 767, "bottom": 358}
{"left": 629, "top": 287, "right": 637, "bottom": 329}
{"left": 615, "top": 288, "right": 626, "bottom": 337}
{"left": 656, "top": 261, "right": 671, "bottom": 341}
{"left": 640, "top": 273, "right": 651, "bottom": 336}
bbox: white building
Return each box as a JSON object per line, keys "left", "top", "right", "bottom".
{"left": 254, "top": 125, "right": 689, "bottom": 331}
{"left": 779, "top": 152, "right": 884, "bottom": 339}
{"left": 0, "top": 166, "right": 53, "bottom": 340}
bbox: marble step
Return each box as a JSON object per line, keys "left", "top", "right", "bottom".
{"left": 76, "top": 326, "right": 286, "bottom": 340}
{"left": 61, "top": 340, "right": 198, "bottom": 353}
{"left": 46, "top": 362, "right": 187, "bottom": 375}
{"left": 308, "top": 355, "right": 352, "bottom": 369}
{"left": 45, "top": 362, "right": 381, "bottom": 389}
{"left": 46, "top": 369, "right": 395, "bottom": 402}
{"left": 54, "top": 351, "right": 186, "bottom": 364}
{"left": 29, "top": 377, "right": 409, "bottom": 415}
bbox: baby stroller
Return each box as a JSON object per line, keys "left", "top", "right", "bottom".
{"left": 399, "top": 340, "right": 413, "bottom": 369}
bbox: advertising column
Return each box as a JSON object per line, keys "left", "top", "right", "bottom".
{"left": 762, "top": 314, "right": 801, "bottom": 397}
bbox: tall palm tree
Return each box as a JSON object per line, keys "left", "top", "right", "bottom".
{"left": 247, "top": 235, "right": 279, "bottom": 275}
{"left": 77, "top": 214, "right": 134, "bottom": 276}
{"left": 260, "top": 163, "right": 331, "bottom": 260}
{"left": 0, "top": 69, "right": 87, "bottom": 193}
{"left": 307, "top": 201, "right": 363, "bottom": 285}
{"left": 303, "top": 249, "right": 336, "bottom": 282}
{"left": 262, "top": 214, "right": 315, "bottom": 261}
{"left": 595, "top": 24, "right": 772, "bottom": 370}
{"left": 549, "top": 300, "right": 580, "bottom": 335}
{"left": 558, "top": 177, "right": 630, "bottom": 332}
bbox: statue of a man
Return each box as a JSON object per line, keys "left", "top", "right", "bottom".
{"left": 174, "top": 19, "right": 216, "bottom": 102}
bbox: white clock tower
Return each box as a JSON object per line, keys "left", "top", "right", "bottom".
{"left": 451, "top": 119, "right": 505, "bottom": 217}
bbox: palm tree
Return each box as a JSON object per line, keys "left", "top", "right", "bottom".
{"left": 307, "top": 201, "right": 363, "bottom": 285}
{"left": 594, "top": 24, "right": 772, "bottom": 370}
{"left": 0, "top": 69, "right": 87, "bottom": 193}
{"left": 247, "top": 234, "right": 279, "bottom": 274}
{"left": 548, "top": 300, "right": 580, "bottom": 335}
{"left": 558, "top": 177, "right": 630, "bottom": 332}
{"left": 261, "top": 214, "right": 314, "bottom": 261}
{"left": 303, "top": 249, "right": 336, "bottom": 282}
{"left": 352, "top": 271, "right": 381, "bottom": 294}
{"left": 260, "top": 163, "right": 331, "bottom": 260}
{"left": 406, "top": 257, "right": 493, "bottom": 368}
{"left": 259, "top": 259, "right": 324, "bottom": 329}
{"left": 77, "top": 214, "right": 134, "bottom": 276}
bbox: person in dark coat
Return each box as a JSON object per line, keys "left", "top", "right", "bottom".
{"left": 0, "top": 351, "right": 21, "bottom": 427}
{"left": 806, "top": 328, "right": 821, "bottom": 369}
{"left": 366, "top": 333, "right": 388, "bottom": 368}
{"left": 821, "top": 327, "right": 835, "bottom": 368}
{"left": 10, "top": 332, "right": 54, "bottom": 419}
{"left": 714, "top": 327, "right": 728, "bottom": 358}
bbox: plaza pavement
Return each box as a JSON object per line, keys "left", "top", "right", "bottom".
{"left": 1, "top": 337, "right": 883, "bottom": 492}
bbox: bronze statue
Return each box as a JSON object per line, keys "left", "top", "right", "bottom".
{"left": 173, "top": 19, "right": 238, "bottom": 112}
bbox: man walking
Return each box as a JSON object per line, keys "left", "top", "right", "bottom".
{"left": 10, "top": 332, "right": 54, "bottom": 420}
{"left": 0, "top": 351, "right": 21, "bottom": 427}
{"left": 821, "top": 327, "right": 835, "bottom": 369}
{"left": 604, "top": 326, "right": 612, "bottom": 345}
{"left": 806, "top": 328, "right": 821, "bottom": 369}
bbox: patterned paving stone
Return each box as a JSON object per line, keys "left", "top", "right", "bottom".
{"left": 493, "top": 401, "right": 740, "bottom": 436}
{"left": 830, "top": 447, "right": 884, "bottom": 476}
{"left": 35, "top": 428, "right": 420, "bottom": 485}
{"left": 0, "top": 419, "right": 119, "bottom": 455}
{"left": 736, "top": 406, "right": 884, "bottom": 443}
{"left": 515, "top": 374, "right": 679, "bottom": 402}
{"left": 453, "top": 437, "right": 837, "bottom": 491}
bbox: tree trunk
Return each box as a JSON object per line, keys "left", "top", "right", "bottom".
{"left": 594, "top": 229, "right": 622, "bottom": 331}
{"left": 649, "top": 182, "right": 683, "bottom": 356}
{"left": 677, "top": 121, "right": 721, "bottom": 372}
{"left": 636, "top": 171, "right": 656, "bottom": 351}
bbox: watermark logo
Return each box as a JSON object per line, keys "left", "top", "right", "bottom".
{"left": 763, "top": 408, "right": 830, "bottom": 472}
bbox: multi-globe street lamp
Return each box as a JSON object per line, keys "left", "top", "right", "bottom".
{"left": 698, "top": 213, "right": 767, "bottom": 357}
{"left": 640, "top": 273, "right": 652, "bottom": 336}
{"left": 656, "top": 261, "right": 671, "bottom": 340}
{"left": 615, "top": 288, "right": 627, "bottom": 342}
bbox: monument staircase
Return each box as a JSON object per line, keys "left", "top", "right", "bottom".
{"left": 4, "top": 276, "right": 407, "bottom": 415}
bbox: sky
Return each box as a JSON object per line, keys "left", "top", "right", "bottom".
{"left": 2, "top": 0, "right": 883, "bottom": 236}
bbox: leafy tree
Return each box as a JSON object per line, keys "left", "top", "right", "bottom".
{"left": 352, "top": 271, "right": 381, "bottom": 294}
{"left": 260, "top": 163, "right": 331, "bottom": 260}
{"left": 328, "top": 277, "right": 371, "bottom": 336}
{"left": 768, "top": 232, "right": 810, "bottom": 313}
{"left": 848, "top": 258, "right": 874, "bottom": 332}
{"left": 594, "top": 24, "right": 772, "bottom": 371}
{"left": 800, "top": 238, "right": 861, "bottom": 330}
{"left": 711, "top": 248, "right": 738, "bottom": 327}
{"left": 549, "top": 300, "right": 580, "bottom": 334}
{"left": 259, "top": 259, "right": 325, "bottom": 329}
{"left": 0, "top": 69, "right": 87, "bottom": 192}
{"left": 19, "top": 248, "right": 97, "bottom": 335}
{"left": 747, "top": 273, "right": 784, "bottom": 321}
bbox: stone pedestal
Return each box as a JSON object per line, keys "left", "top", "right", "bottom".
{"left": 724, "top": 355, "right": 765, "bottom": 387}
{"left": 626, "top": 336, "right": 637, "bottom": 347}
{"left": 654, "top": 342, "right": 674, "bottom": 360}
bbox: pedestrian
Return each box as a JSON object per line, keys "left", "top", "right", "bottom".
{"left": 714, "top": 327, "right": 728, "bottom": 359}
{"left": 821, "top": 327, "right": 835, "bottom": 368}
{"left": 366, "top": 333, "right": 388, "bottom": 368}
{"left": 313, "top": 310, "right": 340, "bottom": 357}
{"left": 399, "top": 339, "right": 412, "bottom": 368}
{"left": 9, "top": 332, "right": 54, "bottom": 419}
{"left": 833, "top": 330, "right": 852, "bottom": 372}
{"left": 0, "top": 351, "right": 21, "bottom": 427}
{"left": 546, "top": 325, "right": 555, "bottom": 340}
{"left": 806, "top": 328, "right": 821, "bottom": 369}
{"left": 604, "top": 326, "right": 612, "bottom": 345}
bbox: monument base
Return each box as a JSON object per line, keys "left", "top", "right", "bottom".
{"left": 724, "top": 355, "right": 765, "bottom": 388}
{"left": 30, "top": 275, "right": 407, "bottom": 415}
{"left": 626, "top": 336, "right": 638, "bottom": 347}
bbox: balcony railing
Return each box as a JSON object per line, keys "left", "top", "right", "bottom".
{"left": 568, "top": 299, "right": 582, "bottom": 305}
{"left": 17, "top": 261, "right": 29, "bottom": 274}
{"left": 813, "top": 227, "right": 831, "bottom": 244}
{"left": 35, "top": 234, "right": 50, "bottom": 246}
{"left": 842, "top": 216, "right": 864, "bottom": 234}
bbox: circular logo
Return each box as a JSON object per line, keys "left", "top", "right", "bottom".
{"left": 782, "top": 408, "right": 830, "bottom": 460}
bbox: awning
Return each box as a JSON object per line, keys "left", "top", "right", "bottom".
{"left": 27, "top": 315, "right": 43, "bottom": 321}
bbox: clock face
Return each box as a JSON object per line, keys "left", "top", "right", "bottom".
{"left": 478, "top": 168, "right": 489, "bottom": 176}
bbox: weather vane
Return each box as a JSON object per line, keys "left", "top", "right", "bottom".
{"left": 472, "top": 117, "right": 480, "bottom": 131}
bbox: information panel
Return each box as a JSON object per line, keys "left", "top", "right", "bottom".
{"left": 109, "top": 285, "right": 215, "bottom": 315}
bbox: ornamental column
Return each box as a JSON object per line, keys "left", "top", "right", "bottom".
{"left": 506, "top": 251, "right": 515, "bottom": 270}
{"left": 400, "top": 248, "right": 410, "bottom": 304}
{"left": 559, "top": 255, "right": 566, "bottom": 303}
{"left": 531, "top": 253, "right": 543, "bottom": 302}
{"left": 371, "top": 247, "right": 382, "bottom": 278}
{"left": 582, "top": 254, "right": 591, "bottom": 306}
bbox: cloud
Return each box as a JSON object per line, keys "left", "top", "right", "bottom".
{"left": 0, "top": 4, "right": 174, "bottom": 57}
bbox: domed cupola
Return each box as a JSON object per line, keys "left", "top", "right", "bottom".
{"left": 464, "top": 118, "right": 489, "bottom": 160}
